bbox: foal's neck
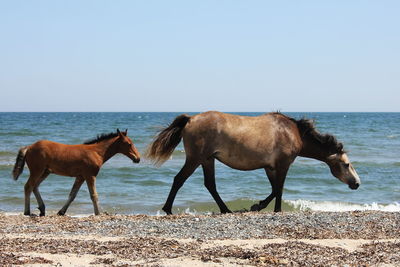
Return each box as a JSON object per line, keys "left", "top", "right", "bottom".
{"left": 93, "top": 137, "right": 119, "bottom": 164}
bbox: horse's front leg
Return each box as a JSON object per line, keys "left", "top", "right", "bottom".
{"left": 250, "top": 167, "right": 288, "bottom": 212}
{"left": 58, "top": 176, "right": 85, "bottom": 215}
{"left": 272, "top": 168, "right": 289, "bottom": 212}
{"left": 250, "top": 168, "right": 277, "bottom": 212}
{"left": 86, "top": 176, "right": 100, "bottom": 215}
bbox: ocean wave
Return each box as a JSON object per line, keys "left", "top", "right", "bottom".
{"left": 287, "top": 199, "right": 400, "bottom": 212}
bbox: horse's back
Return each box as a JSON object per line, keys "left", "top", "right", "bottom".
{"left": 182, "top": 111, "right": 302, "bottom": 170}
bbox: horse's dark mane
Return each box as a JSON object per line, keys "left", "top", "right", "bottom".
{"left": 294, "top": 117, "right": 344, "bottom": 154}
{"left": 274, "top": 113, "right": 344, "bottom": 154}
{"left": 84, "top": 132, "right": 119, "bottom": 145}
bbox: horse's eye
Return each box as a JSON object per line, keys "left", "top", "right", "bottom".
{"left": 344, "top": 163, "right": 350, "bottom": 168}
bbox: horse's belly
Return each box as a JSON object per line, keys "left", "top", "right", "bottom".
{"left": 215, "top": 152, "right": 272, "bottom": 171}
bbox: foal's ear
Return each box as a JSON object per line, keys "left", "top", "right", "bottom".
{"left": 117, "top": 128, "right": 123, "bottom": 137}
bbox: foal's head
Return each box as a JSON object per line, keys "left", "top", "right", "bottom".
{"left": 326, "top": 151, "right": 360, "bottom": 190}
{"left": 115, "top": 129, "right": 141, "bottom": 163}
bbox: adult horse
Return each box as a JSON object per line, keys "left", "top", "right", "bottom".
{"left": 12, "top": 129, "right": 140, "bottom": 216}
{"left": 147, "top": 111, "right": 360, "bottom": 215}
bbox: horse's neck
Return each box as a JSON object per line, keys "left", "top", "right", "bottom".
{"left": 299, "top": 139, "right": 329, "bottom": 163}
{"left": 92, "top": 138, "right": 119, "bottom": 164}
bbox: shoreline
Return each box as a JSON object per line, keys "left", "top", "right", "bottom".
{"left": 1, "top": 211, "right": 399, "bottom": 266}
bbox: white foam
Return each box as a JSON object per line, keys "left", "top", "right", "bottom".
{"left": 287, "top": 199, "right": 400, "bottom": 212}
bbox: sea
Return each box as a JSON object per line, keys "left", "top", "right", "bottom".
{"left": 0, "top": 112, "right": 399, "bottom": 216}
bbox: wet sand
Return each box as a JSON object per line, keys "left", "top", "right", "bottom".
{"left": 0, "top": 211, "right": 399, "bottom": 266}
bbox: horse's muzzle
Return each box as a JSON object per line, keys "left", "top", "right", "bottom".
{"left": 133, "top": 158, "right": 140, "bottom": 163}
{"left": 348, "top": 182, "right": 360, "bottom": 190}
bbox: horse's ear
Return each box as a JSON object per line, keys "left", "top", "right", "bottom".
{"left": 124, "top": 129, "right": 128, "bottom": 135}
{"left": 117, "top": 129, "right": 123, "bottom": 137}
{"left": 327, "top": 154, "right": 338, "bottom": 161}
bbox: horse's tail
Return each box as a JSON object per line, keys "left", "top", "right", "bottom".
{"left": 146, "top": 114, "right": 191, "bottom": 166}
{"left": 12, "top": 146, "right": 28, "bottom": 180}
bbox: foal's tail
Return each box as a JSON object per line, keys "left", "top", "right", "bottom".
{"left": 12, "top": 146, "right": 28, "bottom": 180}
{"left": 146, "top": 114, "right": 191, "bottom": 166}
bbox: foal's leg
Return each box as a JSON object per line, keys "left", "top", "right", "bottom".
{"left": 162, "top": 159, "right": 199, "bottom": 215}
{"left": 86, "top": 176, "right": 100, "bottom": 215}
{"left": 58, "top": 176, "right": 85, "bottom": 216}
{"left": 202, "top": 159, "right": 231, "bottom": 214}
{"left": 33, "top": 170, "right": 50, "bottom": 216}
{"left": 24, "top": 171, "right": 42, "bottom": 216}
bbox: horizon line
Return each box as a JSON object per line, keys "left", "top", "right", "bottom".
{"left": 0, "top": 110, "right": 399, "bottom": 113}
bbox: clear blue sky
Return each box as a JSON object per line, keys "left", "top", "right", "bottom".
{"left": 0, "top": 1, "right": 399, "bottom": 112}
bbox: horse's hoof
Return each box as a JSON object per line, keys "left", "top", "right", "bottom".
{"left": 163, "top": 209, "right": 172, "bottom": 215}
{"left": 38, "top": 207, "right": 45, "bottom": 216}
{"left": 162, "top": 207, "right": 172, "bottom": 215}
{"left": 250, "top": 204, "right": 260, "bottom": 211}
{"left": 221, "top": 209, "right": 233, "bottom": 214}
{"left": 57, "top": 211, "right": 65, "bottom": 216}
{"left": 234, "top": 208, "right": 248, "bottom": 213}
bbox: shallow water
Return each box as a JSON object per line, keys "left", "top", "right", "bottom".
{"left": 0, "top": 112, "right": 399, "bottom": 215}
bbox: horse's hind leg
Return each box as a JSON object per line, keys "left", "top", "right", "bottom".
{"left": 58, "top": 176, "right": 84, "bottom": 215}
{"left": 33, "top": 169, "right": 50, "bottom": 216}
{"left": 202, "top": 159, "right": 231, "bottom": 214}
{"left": 162, "top": 159, "right": 199, "bottom": 215}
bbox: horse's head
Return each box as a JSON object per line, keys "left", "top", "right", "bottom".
{"left": 116, "top": 129, "right": 141, "bottom": 163}
{"left": 326, "top": 152, "right": 360, "bottom": 189}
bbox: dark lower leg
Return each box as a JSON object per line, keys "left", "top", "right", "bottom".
{"left": 162, "top": 161, "right": 199, "bottom": 215}
{"left": 250, "top": 191, "right": 275, "bottom": 211}
{"left": 33, "top": 188, "right": 45, "bottom": 216}
{"left": 33, "top": 171, "right": 49, "bottom": 216}
{"left": 274, "top": 189, "right": 283, "bottom": 212}
{"left": 202, "top": 160, "right": 231, "bottom": 214}
{"left": 24, "top": 183, "right": 33, "bottom": 215}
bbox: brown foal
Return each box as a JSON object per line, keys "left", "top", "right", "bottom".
{"left": 12, "top": 129, "right": 140, "bottom": 216}
{"left": 147, "top": 111, "right": 360, "bottom": 215}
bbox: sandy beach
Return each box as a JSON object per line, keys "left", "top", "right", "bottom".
{"left": 0, "top": 211, "right": 399, "bottom": 266}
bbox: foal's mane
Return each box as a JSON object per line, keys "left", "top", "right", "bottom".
{"left": 84, "top": 131, "right": 119, "bottom": 145}
{"left": 278, "top": 113, "right": 344, "bottom": 154}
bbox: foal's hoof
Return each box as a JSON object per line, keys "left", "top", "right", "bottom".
{"left": 250, "top": 204, "right": 261, "bottom": 212}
